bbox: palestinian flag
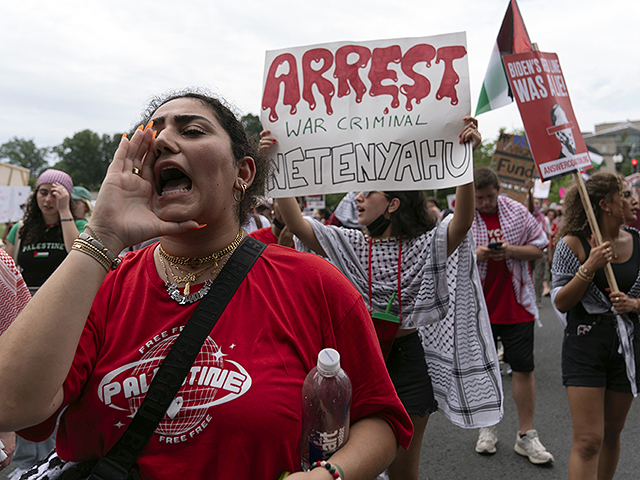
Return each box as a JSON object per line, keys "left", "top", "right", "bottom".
{"left": 476, "top": 0, "right": 532, "bottom": 115}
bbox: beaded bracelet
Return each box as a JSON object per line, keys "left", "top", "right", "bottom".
{"left": 60, "top": 218, "right": 75, "bottom": 222}
{"left": 310, "top": 461, "right": 343, "bottom": 480}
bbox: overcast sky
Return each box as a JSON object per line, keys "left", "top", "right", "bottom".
{"left": 1, "top": 0, "right": 638, "bottom": 151}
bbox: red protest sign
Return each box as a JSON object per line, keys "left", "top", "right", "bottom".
{"left": 502, "top": 51, "right": 591, "bottom": 180}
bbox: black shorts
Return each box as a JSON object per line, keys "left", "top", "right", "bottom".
{"left": 491, "top": 321, "right": 535, "bottom": 372}
{"left": 386, "top": 331, "right": 438, "bottom": 417}
{"left": 562, "top": 313, "right": 640, "bottom": 393}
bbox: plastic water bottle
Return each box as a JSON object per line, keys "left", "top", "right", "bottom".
{"left": 301, "top": 348, "right": 352, "bottom": 471}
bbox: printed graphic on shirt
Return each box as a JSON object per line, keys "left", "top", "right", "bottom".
{"left": 22, "top": 242, "right": 65, "bottom": 252}
{"left": 487, "top": 228, "right": 503, "bottom": 244}
{"left": 97, "top": 330, "right": 251, "bottom": 443}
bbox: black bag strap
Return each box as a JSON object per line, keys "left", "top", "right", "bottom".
{"left": 88, "top": 237, "right": 266, "bottom": 480}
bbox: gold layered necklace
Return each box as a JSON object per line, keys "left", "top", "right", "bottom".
{"left": 159, "top": 229, "right": 244, "bottom": 268}
{"left": 158, "top": 229, "right": 244, "bottom": 304}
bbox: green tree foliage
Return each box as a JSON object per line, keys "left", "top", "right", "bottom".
{"left": 0, "top": 137, "right": 49, "bottom": 179}
{"left": 51, "top": 131, "right": 120, "bottom": 190}
{"left": 473, "top": 136, "right": 497, "bottom": 169}
{"left": 325, "top": 193, "right": 345, "bottom": 211}
{"left": 241, "top": 114, "right": 263, "bottom": 143}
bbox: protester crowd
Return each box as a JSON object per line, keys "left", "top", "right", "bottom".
{"left": 0, "top": 88, "right": 638, "bottom": 480}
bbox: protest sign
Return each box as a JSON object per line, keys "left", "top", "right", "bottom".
{"left": 305, "top": 194, "right": 325, "bottom": 209}
{"left": 261, "top": 33, "right": 472, "bottom": 197}
{"left": 0, "top": 186, "right": 31, "bottom": 223}
{"left": 446, "top": 194, "right": 456, "bottom": 210}
{"left": 0, "top": 163, "right": 29, "bottom": 187}
{"left": 490, "top": 133, "right": 536, "bottom": 203}
{"left": 502, "top": 51, "right": 591, "bottom": 180}
{"left": 533, "top": 178, "right": 551, "bottom": 199}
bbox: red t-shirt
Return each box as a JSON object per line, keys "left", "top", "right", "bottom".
{"left": 20, "top": 244, "right": 411, "bottom": 480}
{"left": 480, "top": 211, "right": 534, "bottom": 325}
{"left": 248, "top": 226, "right": 278, "bottom": 245}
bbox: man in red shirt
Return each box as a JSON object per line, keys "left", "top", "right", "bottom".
{"left": 249, "top": 197, "right": 305, "bottom": 247}
{"left": 471, "top": 167, "right": 553, "bottom": 465}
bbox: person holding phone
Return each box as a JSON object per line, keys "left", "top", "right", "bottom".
{"left": 472, "top": 167, "right": 552, "bottom": 464}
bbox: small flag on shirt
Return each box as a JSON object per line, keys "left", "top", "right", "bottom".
{"left": 476, "top": 0, "right": 533, "bottom": 116}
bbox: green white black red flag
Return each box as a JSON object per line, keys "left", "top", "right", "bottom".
{"left": 475, "top": 0, "right": 532, "bottom": 115}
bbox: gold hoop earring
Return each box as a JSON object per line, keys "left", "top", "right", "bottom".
{"left": 233, "top": 184, "right": 246, "bottom": 203}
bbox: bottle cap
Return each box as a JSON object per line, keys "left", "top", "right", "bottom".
{"left": 317, "top": 348, "right": 341, "bottom": 376}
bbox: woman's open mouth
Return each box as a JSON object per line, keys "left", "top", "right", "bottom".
{"left": 157, "top": 166, "right": 193, "bottom": 197}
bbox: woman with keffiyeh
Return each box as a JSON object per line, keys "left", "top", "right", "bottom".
{"left": 270, "top": 118, "right": 503, "bottom": 480}
{"left": 552, "top": 172, "right": 640, "bottom": 480}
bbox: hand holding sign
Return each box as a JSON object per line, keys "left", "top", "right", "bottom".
{"left": 261, "top": 33, "right": 474, "bottom": 197}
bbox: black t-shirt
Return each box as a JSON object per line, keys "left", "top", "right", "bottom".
{"left": 18, "top": 225, "right": 69, "bottom": 288}
{"left": 579, "top": 231, "right": 640, "bottom": 295}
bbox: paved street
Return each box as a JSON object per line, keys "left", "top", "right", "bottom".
{"left": 418, "top": 295, "right": 640, "bottom": 479}
{"left": 2, "top": 297, "right": 639, "bottom": 479}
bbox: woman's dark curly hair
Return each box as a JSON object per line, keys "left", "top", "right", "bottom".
{"left": 19, "top": 187, "right": 78, "bottom": 245}
{"left": 560, "top": 171, "right": 624, "bottom": 238}
{"left": 140, "top": 88, "right": 270, "bottom": 226}
{"left": 383, "top": 190, "right": 437, "bottom": 238}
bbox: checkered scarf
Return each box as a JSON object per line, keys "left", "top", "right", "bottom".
{"left": 300, "top": 217, "right": 449, "bottom": 328}
{"left": 472, "top": 195, "right": 548, "bottom": 320}
{"left": 296, "top": 217, "right": 503, "bottom": 428}
{"left": 0, "top": 249, "right": 30, "bottom": 335}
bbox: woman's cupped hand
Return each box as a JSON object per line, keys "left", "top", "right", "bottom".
{"left": 88, "top": 125, "right": 199, "bottom": 253}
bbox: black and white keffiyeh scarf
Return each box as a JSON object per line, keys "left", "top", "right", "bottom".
{"left": 552, "top": 237, "right": 639, "bottom": 396}
{"left": 472, "top": 195, "right": 548, "bottom": 321}
{"left": 297, "top": 217, "right": 503, "bottom": 428}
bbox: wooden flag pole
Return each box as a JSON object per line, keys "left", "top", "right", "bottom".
{"left": 573, "top": 172, "right": 619, "bottom": 292}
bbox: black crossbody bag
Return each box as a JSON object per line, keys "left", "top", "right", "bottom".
{"left": 20, "top": 237, "right": 266, "bottom": 480}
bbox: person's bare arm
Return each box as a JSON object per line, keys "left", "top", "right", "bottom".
{"left": 3, "top": 241, "right": 13, "bottom": 258}
{"left": 287, "top": 417, "right": 398, "bottom": 480}
{"left": 446, "top": 117, "right": 481, "bottom": 256}
{"left": 447, "top": 182, "right": 474, "bottom": 256}
{"left": 554, "top": 236, "right": 611, "bottom": 313}
{"left": 259, "top": 129, "right": 328, "bottom": 256}
{"left": 52, "top": 182, "right": 80, "bottom": 252}
{"left": 0, "top": 127, "right": 199, "bottom": 431}
{"left": 490, "top": 243, "right": 544, "bottom": 262}
{"left": 0, "top": 251, "right": 105, "bottom": 430}
{"left": 276, "top": 198, "right": 327, "bottom": 256}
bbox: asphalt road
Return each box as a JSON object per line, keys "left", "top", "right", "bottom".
{"left": 418, "top": 295, "right": 640, "bottom": 480}
{"left": 2, "top": 296, "right": 639, "bottom": 480}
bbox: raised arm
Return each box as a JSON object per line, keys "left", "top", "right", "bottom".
{"left": 51, "top": 182, "right": 81, "bottom": 252}
{"left": 0, "top": 126, "right": 199, "bottom": 431}
{"left": 259, "top": 130, "right": 328, "bottom": 256}
{"left": 447, "top": 117, "right": 481, "bottom": 256}
{"left": 276, "top": 197, "right": 326, "bottom": 256}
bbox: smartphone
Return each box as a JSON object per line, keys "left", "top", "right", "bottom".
{"left": 488, "top": 242, "right": 503, "bottom": 249}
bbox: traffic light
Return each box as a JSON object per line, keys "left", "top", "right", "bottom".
{"left": 633, "top": 158, "right": 638, "bottom": 173}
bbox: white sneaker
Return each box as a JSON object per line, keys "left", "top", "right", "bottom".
{"left": 475, "top": 426, "right": 498, "bottom": 454}
{"left": 514, "top": 429, "right": 554, "bottom": 464}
